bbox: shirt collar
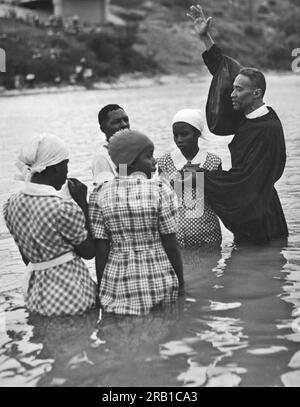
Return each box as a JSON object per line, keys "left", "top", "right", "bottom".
{"left": 118, "top": 172, "right": 148, "bottom": 180}
{"left": 22, "top": 182, "right": 62, "bottom": 198}
{"left": 246, "top": 104, "right": 269, "bottom": 119}
{"left": 170, "top": 143, "right": 208, "bottom": 171}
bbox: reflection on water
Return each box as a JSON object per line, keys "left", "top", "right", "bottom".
{"left": 0, "top": 75, "right": 300, "bottom": 386}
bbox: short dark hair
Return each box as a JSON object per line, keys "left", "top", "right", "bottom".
{"left": 239, "top": 67, "right": 266, "bottom": 97}
{"left": 98, "top": 104, "right": 124, "bottom": 126}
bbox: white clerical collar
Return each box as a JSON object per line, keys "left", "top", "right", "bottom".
{"left": 171, "top": 143, "right": 208, "bottom": 171}
{"left": 22, "top": 182, "right": 62, "bottom": 198}
{"left": 246, "top": 104, "right": 269, "bottom": 119}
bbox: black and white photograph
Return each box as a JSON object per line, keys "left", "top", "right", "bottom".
{"left": 0, "top": 0, "right": 300, "bottom": 391}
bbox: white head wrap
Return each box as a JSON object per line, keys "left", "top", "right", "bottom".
{"left": 172, "top": 108, "right": 208, "bottom": 140}
{"left": 16, "top": 134, "right": 69, "bottom": 182}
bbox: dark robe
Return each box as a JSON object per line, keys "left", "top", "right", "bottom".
{"left": 202, "top": 45, "right": 288, "bottom": 244}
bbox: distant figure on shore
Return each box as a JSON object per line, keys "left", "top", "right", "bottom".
{"left": 187, "top": 4, "right": 288, "bottom": 245}
{"left": 3, "top": 134, "right": 97, "bottom": 316}
{"left": 89, "top": 129, "right": 184, "bottom": 315}
{"left": 157, "top": 108, "right": 222, "bottom": 248}
{"left": 92, "top": 104, "right": 130, "bottom": 186}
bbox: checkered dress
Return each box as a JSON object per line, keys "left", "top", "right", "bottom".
{"left": 89, "top": 176, "right": 179, "bottom": 316}
{"left": 3, "top": 193, "right": 97, "bottom": 316}
{"left": 157, "top": 152, "right": 222, "bottom": 248}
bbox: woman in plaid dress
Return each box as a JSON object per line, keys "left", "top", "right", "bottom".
{"left": 89, "top": 130, "right": 184, "bottom": 316}
{"left": 3, "top": 134, "right": 97, "bottom": 316}
{"left": 157, "top": 109, "right": 222, "bottom": 248}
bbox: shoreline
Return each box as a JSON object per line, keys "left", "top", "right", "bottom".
{"left": 0, "top": 73, "right": 205, "bottom": 98}
{"left": 0, "top": 70, "right": 293, "bottom": 98}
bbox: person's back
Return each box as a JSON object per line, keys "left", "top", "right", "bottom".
{"left": 3, "top": 134, "right": 96, "bottom": 316}
{"left": 94, "top": 176, "right": 175, "bottom": 249}
{"left": 4, "top": 191, "right": 78, "bottom": 263}
{"left": 89, "top": 130, "right": 184, "bottom": 315}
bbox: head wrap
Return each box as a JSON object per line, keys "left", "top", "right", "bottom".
{"left": 16, "top": 134, "right": 69, "bottom": 182}
{"left": 108, "top": 129, "right": 154, "bottom": 167}
{"left": 172, "top": 108, "right": 208, "bottom": 140}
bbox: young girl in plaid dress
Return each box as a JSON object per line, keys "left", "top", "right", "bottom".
{"left": 89, "top": 130, "right": 184, "bottom": 316}
{"left": 3, "top": 134, "right": 97, "bottom": 316}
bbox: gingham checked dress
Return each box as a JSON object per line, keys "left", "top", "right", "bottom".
{"left": 3, "top": 184, "right": 97, "bottom": 316}
{"left": 89, "top": 175, "right": 179, "bottom": 316}
{"left": 157, "top": 150, "right": 222, "bottom": 248}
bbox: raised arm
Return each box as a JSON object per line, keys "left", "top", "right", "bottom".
{"left": 187, "top": 4, "right": 243, "bottom": 135}
{"left": 187, "top": 4, "right": 214, "bottom": 51}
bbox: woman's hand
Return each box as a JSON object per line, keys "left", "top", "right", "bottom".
{"left": 182, "top": 163, "right": 201, "bottom": 173}
{"left": 187, "top": 4, "right": 212, "bottom": 38}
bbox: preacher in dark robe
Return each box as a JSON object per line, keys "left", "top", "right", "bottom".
{"left": 188, "top": 5, "right": 288, "bottom": 245}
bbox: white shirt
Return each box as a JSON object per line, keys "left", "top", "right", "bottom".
{"left": 91, "top": 143, "right": 117, "bottom": 186}
{"left": 246, "top": 104, "right": 269, "bottom": 119}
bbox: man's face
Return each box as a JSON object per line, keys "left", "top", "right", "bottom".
{"left": 231, "top": 74, "right": 255, "bottom": 113}
{"left": 102, "top": 109, "right": 129, "bottom": 140}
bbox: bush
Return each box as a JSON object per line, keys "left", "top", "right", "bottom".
{"left": 277, "top": 9, "right": 300, "bottom": 36}
{"left": 244, "top": 24, "right": 263, "bottom": 37}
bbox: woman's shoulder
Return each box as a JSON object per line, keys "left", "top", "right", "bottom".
{"left": 156, "top": 152, "right": 172, "bottom": 165}
{"left": 58, "top": 199, "right": 84, "bottom": 219}
{"left": 205, "top": 152, "right": 222, "bottom": 166}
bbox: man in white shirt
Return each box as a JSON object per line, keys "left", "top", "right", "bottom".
{"left": 92, "top": 104, "right": 130, "bottom": 186}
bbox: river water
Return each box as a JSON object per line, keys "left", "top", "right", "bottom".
{"left": 0, "top": 74, "right": 300, "bottom": 387}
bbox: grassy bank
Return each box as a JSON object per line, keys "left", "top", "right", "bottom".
{"left": 0, "top": 16, "right": 161, "bottom": 89}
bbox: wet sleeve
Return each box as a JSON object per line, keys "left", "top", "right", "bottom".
{"left": 205, "top": 127, "right": 283, "bottom": 225}
{"left": 158, "top": 183, "right": 178, "bottom": 235}
{"left": 88, "top": 191, "right": 109, "bottom": 240}
{"left": 203, "top": 44, "right": 244, "bottom": 135}
{"left": 202, "top": 44, "right": 224, "bottom": 75}
{"left": 57, "top": 201, "right": 88, "bottom": 246}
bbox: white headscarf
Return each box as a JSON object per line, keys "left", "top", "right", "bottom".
{"left": 172, "top": 108, "right": 208, "bottom": 140}
{"left": 16, "top": 134, "right": 69, "bottom": 182}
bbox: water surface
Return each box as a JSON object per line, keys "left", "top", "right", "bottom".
{"left": 0, "top": 74, "right": 300, "bottom": 387}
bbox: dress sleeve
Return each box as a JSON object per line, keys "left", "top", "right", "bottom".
{"left": 2, "top": 199, "right": 11, "bottom": 232}
{"left": 158, "top": 182, "right": 178, "bottom": 235}
{"left": 57, "top": 201, "right": 88, "bottom": 246}
{"left": 88, "top": 190, "right": 109, "bottom": 240}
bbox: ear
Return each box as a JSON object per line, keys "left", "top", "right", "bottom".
{"left": 253, "top": 89, "right": 262, "bottom": 98}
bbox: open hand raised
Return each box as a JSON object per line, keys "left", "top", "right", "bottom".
{"left": 187, "top": 4, "right": 212, "bottom": 37}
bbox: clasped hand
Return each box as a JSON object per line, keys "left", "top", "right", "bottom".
{"left": 67, "top": 177, "right": 88, "bottom": 209}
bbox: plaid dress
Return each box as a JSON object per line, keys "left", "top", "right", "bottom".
{"left": 157, "top": 151, "right": 222, "bottom": 247}
{"left": 89, "top": 175, "right": 179, "bottom": 316}
{"left": 3, "top": 189, "right": 97, "bottom": 316}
